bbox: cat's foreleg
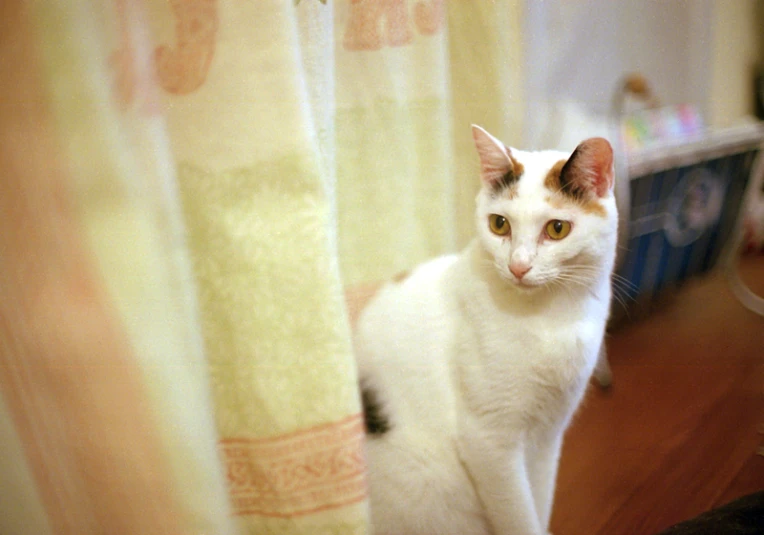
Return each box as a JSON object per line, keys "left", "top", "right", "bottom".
{"left": 526, "top": 433, "right": 563, "bottom": 531}
{"left": 592, "top": 343, "right": 612, "bottom": 388}
{"left": 457, "top": 429, "right": 545, "bottom": 535}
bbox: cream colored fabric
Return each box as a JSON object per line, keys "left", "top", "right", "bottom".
{"left": 447, "top": 0, "right": 526, "bottom": 248}
{"left": 31, "top": 2, "right": 237, "bottom": 534}
{"left": 0, "top": 397, "right": 52, "bottom": 535}
{"left": 1, "top": 1, "right": 527, "bottom": 534}
{"left": 335, "top": 0, "right": 455, "bottom": 284}
{"left": 145, "top": 1, "right": 368, "bottom": 534}
{"left": 335, "top": 0, "right": 525, "bottom": 284}
{"left": 0, "top": 1, "right": 234, "bottom": 534}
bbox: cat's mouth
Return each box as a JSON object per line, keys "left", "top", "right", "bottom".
{"left": 510, "top": 276, "right": 544, "bottom": 291}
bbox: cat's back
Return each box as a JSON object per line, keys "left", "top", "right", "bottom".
{"left": 354, "top": 253, "right": 460, "bottom": 345}
{"left": 353, "top": 253, "right": 462, "bottom": 410}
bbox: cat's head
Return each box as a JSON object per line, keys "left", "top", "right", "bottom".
{"left": 472, "top": 125, "right": 618, "bottom": 292}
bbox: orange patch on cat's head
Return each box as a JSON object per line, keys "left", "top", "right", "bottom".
{"left": 508, "top": 152, "right": 525, "bottom": 178}
{"left": 546, "top": 194, "right": 607, "bottom": 217}
{"left": 582, "top": 199, "right": 607, "bottom": 217}
{"left": 544, "top": 160, "right": 567, "bottom": 191}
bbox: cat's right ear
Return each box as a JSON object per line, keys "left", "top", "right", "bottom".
{"left": 472, "top": 125, "right": 515, "bottom": 187}
{"left": 560, "top": 137, "right": 615, "bottom": 199}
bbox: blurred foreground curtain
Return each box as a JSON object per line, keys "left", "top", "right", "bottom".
{"left": 0, "top": 1, "right": 235, "bottom": 534}
{"left": 0, "top": 1, "right": 524, "bottom": 534}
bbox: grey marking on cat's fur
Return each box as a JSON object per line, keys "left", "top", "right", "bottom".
{"left": 361, "top": 380, "right": 391, "bottom": 436}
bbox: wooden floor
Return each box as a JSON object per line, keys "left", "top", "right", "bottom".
{"left": 551, "top": 255, "right": 764, "bottom": 535}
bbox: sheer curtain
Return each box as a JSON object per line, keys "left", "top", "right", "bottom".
{"left": 336, "top": 1, "right": 525, "bottom": 283}
{"left": 0, "top": 1, "right": 526, "bottom": 534}
{"left": 0, "top": 1, "right": 234, "bottom": 534}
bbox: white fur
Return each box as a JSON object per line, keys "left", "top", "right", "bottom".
{"left": 354, "top": 137, "right": 618, "bottom": 535}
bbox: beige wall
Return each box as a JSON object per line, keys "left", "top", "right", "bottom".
{"left": 709, "top": 0, "right": 762, "bottom": 127}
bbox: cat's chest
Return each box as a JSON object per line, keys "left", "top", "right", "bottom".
{"left": 457, "top": 309, "right": 600, "bottom": 429}
{"left": 472, "top": 303, "right": 596, "bottom": 361}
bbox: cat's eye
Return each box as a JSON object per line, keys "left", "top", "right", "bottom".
{"left": 489, "top": 214, "right": 510, "bottom": 236}
{"left": 546, "top": 219, "right": 571, "bottom": 240}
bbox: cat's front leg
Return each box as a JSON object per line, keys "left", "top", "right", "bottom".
{"left": 457, "top": 428, "right": 545, "bottom": 535}
{"left": 526, "top": 432, "right": 563, "bottom": 531}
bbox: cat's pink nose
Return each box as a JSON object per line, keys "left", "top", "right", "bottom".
{"left": 510, "top": 263, "right": 531, "bottom": 280}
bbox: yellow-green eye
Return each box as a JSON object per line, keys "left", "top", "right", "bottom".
{"left": 546, "top": 219, "right": 571, "bottom": 240}
{"left": 489, "top": 214, "right": 510, "bottom": 236}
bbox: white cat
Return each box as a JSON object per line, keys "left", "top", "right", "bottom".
{"left": 353, "top": 125, "right": 619, "bottom": 535}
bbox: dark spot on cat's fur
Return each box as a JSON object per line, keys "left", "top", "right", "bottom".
{"left": 361, "top": 380, "right": 391, "bottom": 436}
{"left": 559, "top": 146, "right": 589, "bottom": 200}
{"left": 492, "top": 150, "right": 525, "bottom": 196}
{"left": 544, "top": 157, "right": 607, "bottom": 217}
{"left": 493, "top": 171, "right": 517, "bottom": 194}
{"left": 546, "top": 155, "right": 588, "bottom": 201}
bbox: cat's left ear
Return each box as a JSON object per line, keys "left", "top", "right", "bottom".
{"left": 560, "top": 137, "right": 615, "bottom": 199}
{"left": 471, "top": 124, "right": 516, "bottom": 187}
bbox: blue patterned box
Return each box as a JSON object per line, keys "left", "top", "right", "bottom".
{"left": 616, "top": 124, "right": 764, "bottom": 304}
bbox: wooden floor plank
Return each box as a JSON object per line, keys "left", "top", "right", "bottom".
{"left": 596, "top": 364, "right": 762, "bottom": 534}
{"left": 551, "top": 255, "right": 764, "bottom": 535}
{"left": 718, "top": 452, "right": 764, "bottom": 507}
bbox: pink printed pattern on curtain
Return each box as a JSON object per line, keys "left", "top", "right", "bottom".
{"left": 343, "top": 0, "right": 444, "bottom": 51}
{"left": 112, "top": 0, "right": 217, "bottom": 101}
{"left": 222, "top": 415, "right": 367, "bottom": 518}
{"left": 155, "top": 0, "right": 218, "bottom": 94}
{"left": 151, "top": 0, "right": 370, "bottom": 529}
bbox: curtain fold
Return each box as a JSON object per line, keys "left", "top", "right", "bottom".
{"left": 145, "top": 1, "right": 369, "bottom": 533}
{"left": 447, "top": 0, "right": 525, "bottom": 248}
{"left": 335, "top": 0, "right": 456, "bottom": 285}
{"left": 0, "top": 1, "right": 528, "bottom": 534}
{"left": 0, "top": 1, "right": 234, "bottom": 533}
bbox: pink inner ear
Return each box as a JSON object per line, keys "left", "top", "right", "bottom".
{"left": 575, "top": 137, "right": 614, "bottom": 198}
{"left": 472, "top": 125, "right": 513, "bottom": 186}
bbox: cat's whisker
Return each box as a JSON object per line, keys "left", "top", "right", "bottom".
{"left": 560, "top": 266, "right": 637, "bottom": 306}
{"left": 612, "top": 286, "right": 637, "bottom": 301}
{"left": 610, "top": 274, "right": 638, "bottom": 305}
{"left": 611, "top": 272, "right": 637, "bottom": 290}
{"left": 556, "top": 269, "right": 598, "bottom": 286}
{"left": 611, "top": 281, "right": 636, "bottom": 300}
{"left": 612, "top": 283, "right": 636, "bottom": 310}
{"left": 611, "top": 292, "right": 631, "bottom": 310}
